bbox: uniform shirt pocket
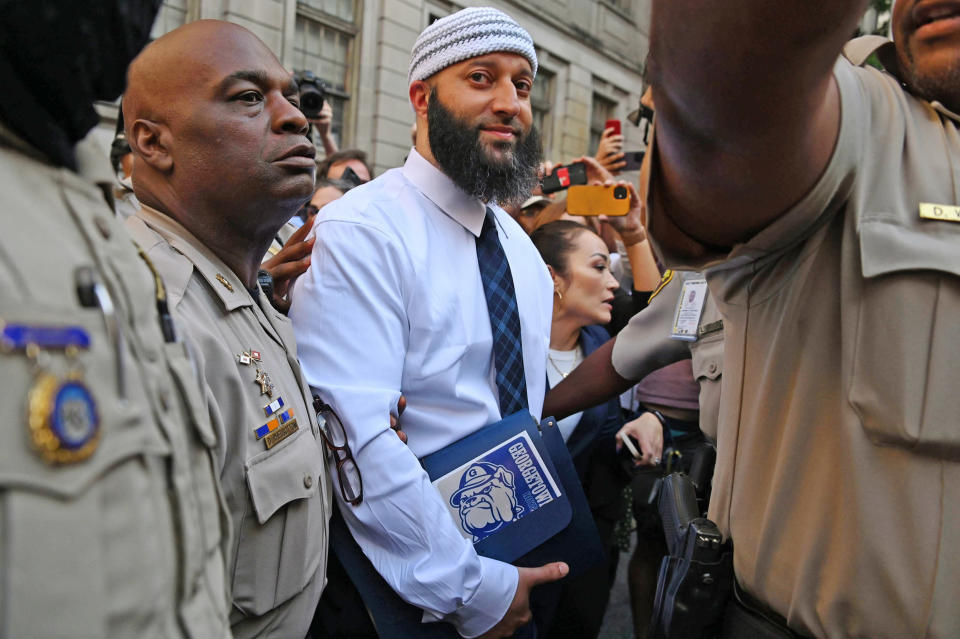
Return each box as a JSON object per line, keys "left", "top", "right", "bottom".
{"left": 232, "top": 426, "right": 327, "bottom": 616}
{"left": 849, "top": 216, "right": 960, "bottom": 454}
{"left": 690, "top": 330, "right": 724, "bottom": 383}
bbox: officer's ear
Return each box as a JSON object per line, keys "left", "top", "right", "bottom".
{"left": 129, "top": 118, "right": 173, "bottom": 173}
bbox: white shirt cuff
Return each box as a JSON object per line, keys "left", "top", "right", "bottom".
{"left": 423, "top": 557, "right": 518, "bottom": 638}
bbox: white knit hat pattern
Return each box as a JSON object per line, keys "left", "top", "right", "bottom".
{"left": 408, "top": 7, "right": 538, "bottom": 84}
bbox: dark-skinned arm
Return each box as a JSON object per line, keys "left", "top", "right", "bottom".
{"left": 543, "top": 338, "right": 634, "bottom": 420}
{"left": 648, "top": 1, "right": 870, "bottom": 251}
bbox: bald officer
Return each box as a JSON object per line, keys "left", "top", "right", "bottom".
{"left": 646, "top": 0, "right": 960, "bottom": 636}
{"left": 122, "top": 21, "right": 331, "bottom": 638}
{"left": 0, "top": 3, "right": 231, "bottom": 638}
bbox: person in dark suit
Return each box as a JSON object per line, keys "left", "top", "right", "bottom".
{"left": 531, "top": 219, "right": 630, "bottom": 639}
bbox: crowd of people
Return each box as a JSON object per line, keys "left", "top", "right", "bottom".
{"left": 2, "top": 1, "right": 958, "bottom": 639}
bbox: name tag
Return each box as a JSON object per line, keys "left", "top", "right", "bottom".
{"left": 670, "top": 279, "right": 708, "bottom": 341}
{"left": 264, "top": 417, "right": 299, "bottom": 449}
{"left": 919, "top": 202, "right": 960, "bottom": 223}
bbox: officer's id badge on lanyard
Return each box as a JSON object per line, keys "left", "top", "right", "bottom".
{"left": 670, "top": 278, "right": 708, "bottom": 341}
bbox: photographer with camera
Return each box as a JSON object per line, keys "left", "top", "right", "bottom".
{"left": 294, "top": 69, "right": 338, "bottom": 158}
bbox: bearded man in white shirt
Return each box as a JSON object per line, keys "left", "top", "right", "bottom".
{"left": 290, "top": 7, "right": 567, "bottom": 639}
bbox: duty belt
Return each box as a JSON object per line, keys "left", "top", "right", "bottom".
{"left": 720, "top": 581, "right": 812, "bottom": 639}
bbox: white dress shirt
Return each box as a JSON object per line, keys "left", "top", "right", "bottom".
{"left": 289, "top": 148, "right": 553, "bottom": 638}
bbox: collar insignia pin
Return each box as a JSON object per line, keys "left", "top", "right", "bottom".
{"left": 215, "top": 273, "right": 235, "bottom": 292}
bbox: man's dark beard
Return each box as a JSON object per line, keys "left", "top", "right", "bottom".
{"left": 427, "top": 89, "right": 542, "bottom": 206}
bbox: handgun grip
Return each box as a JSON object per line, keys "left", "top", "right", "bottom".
{"left": 658, "top": 473, "right": 701, "bottom": 556}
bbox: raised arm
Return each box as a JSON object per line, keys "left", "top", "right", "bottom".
{"left": 648, "top": 0, "right": 870, "bottom": 249}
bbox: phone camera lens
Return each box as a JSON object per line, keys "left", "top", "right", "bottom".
{"left": 613, "top": 186, "right": 628, "bottom": 199}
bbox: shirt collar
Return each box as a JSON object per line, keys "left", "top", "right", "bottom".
{"left": 134, "top": 204, "right": 253, "bottom": 312}
{"left": 402, "top": 147, "right": 488, "bottom": 237}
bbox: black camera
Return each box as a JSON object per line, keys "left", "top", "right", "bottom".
{"left": 613, "top": 185, "right": 629, "bottom": 199}
{"left": 293, "top": 70, "right": 326, "bottom": 120}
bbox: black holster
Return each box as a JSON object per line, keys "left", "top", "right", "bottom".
{"left": 647, "top": 472, "right": 733, "bottom": 639}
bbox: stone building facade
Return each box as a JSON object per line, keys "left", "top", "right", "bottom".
{"left": 97, "top": 0, "right": 650, "bottom": 176}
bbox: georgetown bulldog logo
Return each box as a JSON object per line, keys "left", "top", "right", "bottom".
{"left": 450, "top": 461, "right": 525, "bottom": 541}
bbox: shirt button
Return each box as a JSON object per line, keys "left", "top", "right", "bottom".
{"left": 304, "top": 474, "right": 314, "bottom": 489}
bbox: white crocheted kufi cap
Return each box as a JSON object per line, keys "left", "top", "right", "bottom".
{"left": 408, "top": 7, "right": 537, "bottom": 84}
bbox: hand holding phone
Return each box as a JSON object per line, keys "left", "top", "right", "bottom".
{"left": 541, "top": 161, "right": 588, "bottom": 194}
{"left": 596, "top": 123, "right": 625, "bottom": 173}
{"left": 566, "top": 184, "right": 631, "bottom": 216}
{"left": 616, "top": 412, "right": 665, "bottom": 468}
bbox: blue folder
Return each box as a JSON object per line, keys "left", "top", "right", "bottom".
{"left": 420, "top": 411, "right": 574, "bottom": 563}
{"left": 331, "top": 413, "right": 604, "bottom": 638}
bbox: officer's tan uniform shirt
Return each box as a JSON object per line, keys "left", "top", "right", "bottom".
{"left": 126, "top": 206, "right": 330, "bottom": 639}
{"left": 646, "top": 40, "right": 960, "bottom": 638}
{"left": 0, "top": 125, "right": 230, "bottom": 638}
{"left": 612, "top": 270, "right": 724, "bottom": 440}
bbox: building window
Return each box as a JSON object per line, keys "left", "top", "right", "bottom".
{"left": 531, "top": 69, "right": 555, "bottom": 155}
{"left": 589, "top": 93, "right": 616, "bottom": 156}
{"left": 293, "top": 1, "right": 359, "bottom": 147}
{"left": 299, "top": 0, "right": 356, "bottom": 22}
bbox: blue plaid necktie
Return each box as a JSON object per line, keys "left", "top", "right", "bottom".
{"left": 476, "top": 207, "right": 528, "bottom": 416}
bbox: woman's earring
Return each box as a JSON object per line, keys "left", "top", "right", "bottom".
{"left": 555, "top": 288, "right": 563, "bottom": 300}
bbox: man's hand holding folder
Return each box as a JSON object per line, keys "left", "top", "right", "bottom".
{"left": 479, "top": 562, "right": 570, "bottom": 638}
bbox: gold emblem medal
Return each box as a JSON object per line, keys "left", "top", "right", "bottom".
{"left": 1, "top": 324, "right": 100, "bottom": 465}
{"left": 28, "top": 369, "right": 100, "bottom": 465}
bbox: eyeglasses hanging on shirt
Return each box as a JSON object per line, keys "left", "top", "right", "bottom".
{"left": 313, "top": 395, "right": 363, "bottom": 505}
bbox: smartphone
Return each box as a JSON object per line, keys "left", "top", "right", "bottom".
{"left": 566, "top": 184, "right": 630, "bottom": 216}
{"left": 604, "top": 119, "right": 621, "bottom": 136}
{"left": 620, "top": 434, "right": 642, "bottom": 460}
{"left": 621, "top": 150, "right": 645, "bottom": 172}
{"left": 541, "top": 161, "right": 588, "bottom": 194}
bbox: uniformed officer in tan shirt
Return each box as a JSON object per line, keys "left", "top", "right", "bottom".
{"left": 0, "top": 4, "right": 231, "bottom": 637}
{"left": 121, "top": 21, "right": 331, "bottom": 638}
{"left": 646, "top": 1, "right": 960, "bottom": 637}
